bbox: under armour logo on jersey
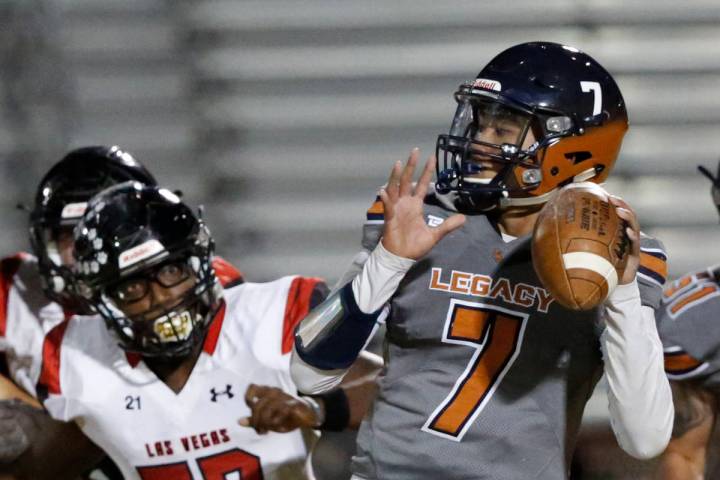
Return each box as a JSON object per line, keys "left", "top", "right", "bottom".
{"left": 210, "top": 385, "right": 234, "bottom": 402}
{"left": 427, "top": 215, "right": 444, "bottom": 227}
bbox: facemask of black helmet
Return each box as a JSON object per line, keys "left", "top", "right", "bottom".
{"left": 73, "top": 184, "right": 222, "bottom": 358}
{"left": 436, "top": 85, "right": 566, "bottom": 211}
{"left": 29, "top": 204, "right": 88, "bottom": 311}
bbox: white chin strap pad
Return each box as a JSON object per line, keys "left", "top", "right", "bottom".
{"left": 498, "top": 168, "right": 599, "bottom": 209}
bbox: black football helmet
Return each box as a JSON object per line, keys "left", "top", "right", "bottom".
{"left": 698, "top": 160, "right": 720, "bottom": 218}
{"left": 72, "top": 182, "right": 222, "bottom": 358}
{"left": 29, "top": 146, "right": 157, "bottom": 310}
{"left": 436, "top": 41, "right": 628, "bottom": 211}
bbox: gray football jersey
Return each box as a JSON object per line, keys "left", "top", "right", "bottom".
{"left": 351, "top": 190, "right": 666, "bottom": 480}
{"left": 657, "top": 267, "right": 720, "bottom": 391}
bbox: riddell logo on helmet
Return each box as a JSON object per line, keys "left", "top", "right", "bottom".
{"left": 61, "top": 202, "right": 87, "bottom": 219}
{"left": 119, "top": 240, "right": 166, "bottom": 269}
{"left": 472, "top": 78, "right": 502, "bottom": 92}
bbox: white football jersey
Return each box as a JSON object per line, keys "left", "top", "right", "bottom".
{"left": 40, "top": 275, "right": 324, "bottom": 480}
{"left": 0, "top": 253, "right": 243, "bottom": 399}
{"left": 0, "top": 253, "right": 68, "bottom": 396}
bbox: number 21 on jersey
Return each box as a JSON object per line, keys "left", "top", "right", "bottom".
{"left": 422, "top": 300, "right": 528, "bottom": 441}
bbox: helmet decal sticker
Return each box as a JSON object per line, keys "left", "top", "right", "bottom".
{"left": 119, "top": 240, "right": 166, "bottom": 269}
{"left": 472, "top": 78, "right": 502, "bottom": 92}
{"left": 60, "top": 202, "right": 87, "bottom": 219}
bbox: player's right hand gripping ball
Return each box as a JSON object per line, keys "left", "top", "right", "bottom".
{"left": 531, "top": 182, "right": 629, "bottom": 310}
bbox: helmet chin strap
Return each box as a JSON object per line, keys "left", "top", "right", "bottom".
{"left": 498, "top": 189, "right": 556, "bottom": 208}
{"left": 497, "top": 167, "right": 598, "bottom": 209}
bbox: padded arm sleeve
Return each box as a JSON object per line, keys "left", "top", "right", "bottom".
{"left": 602, "top": 280, "right": 674, "bottom": 459}
{"left": 291, "top": 242, "right": 413, "bottom": 394}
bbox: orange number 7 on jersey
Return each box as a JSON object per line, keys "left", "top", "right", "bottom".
{"left": 422, "top": 300, "right": 528, "bottom": 441}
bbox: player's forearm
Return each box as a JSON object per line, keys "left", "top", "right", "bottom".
{"left": 291, "top": 282, "right": 382, "bottom": 393}
{"left": 345, "top": 375, "right": 379, "bottom": 429}
{"left": 602, "top": 280, "right": 673, "bottom": 459}
{"left": 340, "top": 351, "right": 382, "bottom": 428}
{"left": 0, "top": 377, "right": 39, "bottom": 408}
{"left": 333, "top": 220, "right": 384, "bottom": 290}
{"left": 0, "top": 401, "right": 104, "bottom": 479}
{"left": 292, "top": 242, "right": 411, "bottom": 394}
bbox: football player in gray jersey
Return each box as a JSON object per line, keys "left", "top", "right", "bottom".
{"left": 655, "top": 161, "right": 720, "bottom": 479}
{"left": 291, "top": 42, "right": 674, "bottom": 479}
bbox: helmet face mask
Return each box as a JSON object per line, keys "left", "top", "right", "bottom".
{"left": 73, "top": 183, "right": 222, "bottom": 359}
{"left": 437, "top": 90, "right": 545, "bottom": 208}
{"left": 436, "top": 42, "right": 628, "bottom": 211}
{"left": 29, "top": 224, "right": 78, "bottom": 307}
{"left": 98, "top": 255, "right": 216, "bottom": 358}
{"left": 29, "top": 146, "right": 157, "bottom": 311}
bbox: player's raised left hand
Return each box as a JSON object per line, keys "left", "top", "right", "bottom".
{"left": 239, "top": 384, "right": 317, "bottom": 435}
{"left": 380, "top": 149, "right": 465, "bottom": 260}
{"left": 609, "top": 195, "right": 640, "bottom": 285}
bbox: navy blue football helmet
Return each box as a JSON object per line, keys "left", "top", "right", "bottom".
{"left": 436, "top": 41, "right": 628, "bottom": 211}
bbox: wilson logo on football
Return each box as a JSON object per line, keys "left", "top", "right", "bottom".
{"left": 61, "top": 202, "right": 87, "bottom": 219}
{"left": 118, "top": 240, "right": 166, "bottom": 269}
{"left": 472, "top": 78, "right": 501, "bottom": 92}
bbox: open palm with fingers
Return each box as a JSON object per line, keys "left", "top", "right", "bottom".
{"left": 380, "top": 149, "right": 466, "bottom": 260}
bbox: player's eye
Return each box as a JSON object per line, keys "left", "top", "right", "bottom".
{"left": 494, "top": 123, "right": 522, "bottom": 139}
{"left": 111, "top": 279, "right": 149, "bottom": 304}
{"left": 155, "top": 262, "right": 190, "bottom": 288}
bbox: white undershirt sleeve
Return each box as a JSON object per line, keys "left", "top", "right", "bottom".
{"left": 601, "top": 279, "right": 674, "bottom": 459}
{"left": 351, "top": 241, "right": 415, "bottom": 314}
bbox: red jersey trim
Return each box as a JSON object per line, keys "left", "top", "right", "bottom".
{"left": 212, "top": 257, "right": 243, "bottom": 287}
{"left": 38, "top": 319, "right": 71, "bottom": 395}
{"left": 0, "top": 254, "right": 25, "bottom": 336}
{"left": 282, "top": 277, "right": 324, "bottom": 354}
{"left": 125, "top": 352, "right": 142, "bottom": 368}
{"left": 203, "top": 302, "right": 227, "bottom": 355}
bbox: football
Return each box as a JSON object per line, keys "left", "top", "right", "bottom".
{"left": 531, "top": 182, "right": 630, "bottom": 310}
